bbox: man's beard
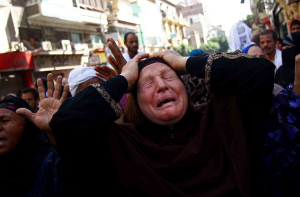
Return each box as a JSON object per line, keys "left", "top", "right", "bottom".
{"left": 129, "top": 47, "right": 138, "bottom": 54}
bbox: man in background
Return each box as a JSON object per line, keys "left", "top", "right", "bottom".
{"left": 290, "top": 19, "right": 300, "bottom": 33}
{"left": 123, "top": 32, "right": 144, "bottom": 62}
{"left": 21, "top": 88, "right": 39, "bottom": 112}
{"left": 260, "top": 30, "right": 282, "bottom": 73}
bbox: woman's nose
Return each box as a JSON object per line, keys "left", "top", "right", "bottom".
{"left": 156, "top": 78, "right": 168, "bottom": 93}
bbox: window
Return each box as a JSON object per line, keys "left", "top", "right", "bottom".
{"left": 80, "top": 0, "right": 103, "bottom": 9}
{"left": 72, "top": 0, "right": 77, "bottom": 7}
{"left": 19, "top": 28, "right": 42, "bottom": 49}
{"left": 71, "top": 33, "right": 82, "bottom": 43}
{"left": 90, "top": 34, "right": 102, "bottom": 44}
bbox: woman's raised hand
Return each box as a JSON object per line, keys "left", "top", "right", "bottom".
{"left": 16, "top": 73, "right": 69, "bottom": 143}
{"left": 150, "top": 50, "right": 189, "bottom": 74}
{"left": 94, "top": 65, "right": 117, "bottom": 81}
{"left": 120, "top": 53, "right": 149, "bottom": 92}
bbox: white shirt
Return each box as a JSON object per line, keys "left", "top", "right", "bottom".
{"left": 273, "top": 49, "right": 282, "bottom": 73}
{"left": 123, "top": 51, "right": 145, "bottom": 62}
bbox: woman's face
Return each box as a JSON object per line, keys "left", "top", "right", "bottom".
{"left": 137, "top": 63, "right": 188, "bottom": 126}
{"left": 248, "top": 46, "right": 266, "bottom": 58}
{"left": 0, "top": 109, "right": 25, "bottom": 155}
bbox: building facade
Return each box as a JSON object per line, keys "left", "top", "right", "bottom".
{"left": 180, "top": 3, "right": 208, "bottom": 48}
{"left": 0, "top": 0, "right": 108, "bottom": 96}
{"left": 158, "top": 0, "right": 188, "bottom": 48}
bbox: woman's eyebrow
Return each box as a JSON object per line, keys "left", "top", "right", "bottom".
{"left": 0, "top": 115, "right": 12, "bottom": 119}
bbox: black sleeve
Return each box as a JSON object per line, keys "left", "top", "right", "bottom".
{"left": 185, "top": 53, "right": 275, "bottom": 98}
{"left": 49, "top": 75, "right": 128, "bottom": 196}
{"left": 191, "top": 52, "right": 275, "bottom": 193}
{"left": 186, "top": 56, "right": 208, "bottom": 78}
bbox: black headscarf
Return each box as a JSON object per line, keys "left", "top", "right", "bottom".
{"left": 275, "top": 32, "right": 300, "bottom": 88}
{"left": 0, "top": 96, "right": 53, "bottom": 196}
{"left": 124, "top": 57, "right": 188, "bottom": 124}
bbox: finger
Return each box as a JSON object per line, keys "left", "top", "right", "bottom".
{"left": 107, "top": 55, "right": 119, "bottom": 68}
{"left": 62, "top": 78, "right": 67, "bottom": 86}
{"left": 150, "top": 52, "right": 164, "bottom": 58}
{"left": 133, "top": 53, "right": 149, "bottom": 62}
{"left": 53, "top": 75, "right": 62, "bottom": 100}
{"left": 94, "top": 65, "right": 102, "bottom": 73}
{"left": 108, "top": 41, "right": 125, "bottom": 64}
{"left": 95, "top": 73, "right": 109, "bottom": 81}
{"left": 60, "top": 85, "right": 69, "bottom": 103}
{"left": 16, "top": 108, "right": 36, "bottom": 123}
{"left": 37, "top": 78, "right": 46, "bottom": 100}
{"left": 47, "top": 73, "right": 54, "bottom": 98}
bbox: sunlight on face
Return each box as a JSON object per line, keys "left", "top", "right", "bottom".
{"left": 0, "top": 109, "right": 25, "bottom": 155}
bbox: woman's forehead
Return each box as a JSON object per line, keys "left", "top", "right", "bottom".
{"left": 0, "top": 108, "right": 15, "bottom": 117}
{"left": 139, "top": 63, "right": 174, "bottom": 79}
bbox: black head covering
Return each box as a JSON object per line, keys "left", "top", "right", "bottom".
{"left": 0, "top": 96, "right": 53, "bottom": 196}
{"left": 125, "top": 58, "right": 189, "bottom": 125}
{"left": 275, "top": 32, "right": 300, "bottom": 88}
{"left": 133, "top": 57, "right": 184, "bottom": 98}
{"left": 138, "top": 57, "right": 172, "bottom": 72}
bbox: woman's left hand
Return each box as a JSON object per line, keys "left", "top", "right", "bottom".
{"left": 150, "top": 50, "right": 189, "bottom": 74}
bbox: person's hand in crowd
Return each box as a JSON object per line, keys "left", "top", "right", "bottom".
{"left": 94, "top": 65, "right": 117, "bottom": 80}
{"left": 62, "top": 78, "right": 67, "bottom": 86}
{"left": 120, "top": 53, "right": 149, "bottom": 92}
{"left": 294, "top": 54, "right": 300, "bottom": 95}
{"left": 107, "top": 38, "right": 127, "bottom": 75}
{"left": 16, "top": 73, "right": 69, "bottom": 145}
{"left": 150, "top": 50, "right": 189, "bottom": 74}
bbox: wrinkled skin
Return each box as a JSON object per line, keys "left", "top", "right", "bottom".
{"left": 0, "top": 109, "right": 25, "bottom": 155}
{"left": 137, "top": 63, "right": 188, "bottom": 126}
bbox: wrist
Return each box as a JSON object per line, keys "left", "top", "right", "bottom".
{"left": 178, "top": 57, "right": 189, "bottom": 74}
{"left": 120, "top": 73, "right": 136, "bottom": 92}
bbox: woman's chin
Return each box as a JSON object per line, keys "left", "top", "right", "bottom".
{"left": 151, "top": 107, "right": 185, "bottom": 125}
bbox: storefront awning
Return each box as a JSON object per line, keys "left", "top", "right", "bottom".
{"left": 0, "top": 52, "right": 34, "bottom": 72}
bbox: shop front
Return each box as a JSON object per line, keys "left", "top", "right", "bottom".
{"left": 0, "top": 51, "right": 34, "bottom": 96}
{"left": 32, "top": 50, "right": 87, "bottom": 82}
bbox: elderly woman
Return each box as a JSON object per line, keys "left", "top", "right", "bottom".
{"left": 18, "top": 40, "right": 275, "bottom": 196}
{"left": 0, "top": 95, "right": 73, "bottom": 196}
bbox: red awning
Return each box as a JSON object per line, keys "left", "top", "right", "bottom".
{"left": 0, "top": 51, "right": 34, "bottom": 71}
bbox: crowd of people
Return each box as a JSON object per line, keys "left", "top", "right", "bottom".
{"left": 1, "top": 22, "right": 300, "bottom": 197}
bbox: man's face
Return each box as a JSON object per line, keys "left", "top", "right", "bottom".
{"left": 125, "top": 34, "right": 138, "bottom": 54}
{"left": 137, "top": 63, "right": 188, "bottom": 126}
{"left": 0, "top": 109, "right": 25, "bottom": 155}
{"left": 22, "top": 93, "right": 38, "bottom": 110}
{"left": 260, "top": 34, "right": 276, "bottom": 55}
{"left": 248, "top": 46, "right": 266, "bottom": 59}
{"left": 291, "top": 24, "right": 300, "bottom": 33}
{"left": 276, "top": 41, "right": 283, "bottom": 50}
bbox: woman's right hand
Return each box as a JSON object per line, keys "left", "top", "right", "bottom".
{"left": 120, "top": 53, "right": 149, "bottom": 92}
{"left": 16, "top": 73, "right": 69, "bottom": 145}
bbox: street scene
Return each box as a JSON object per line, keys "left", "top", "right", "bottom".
{"left": 0, "top": 0, "right": 300, "bottom": 196}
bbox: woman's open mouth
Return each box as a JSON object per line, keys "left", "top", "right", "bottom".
{"left": 157, "top": 99, "right": 176, "bottom": 108}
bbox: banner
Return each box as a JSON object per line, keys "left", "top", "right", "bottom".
{"left": 0, "top": 52, "right": 34, "bottom": 71}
